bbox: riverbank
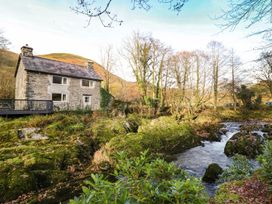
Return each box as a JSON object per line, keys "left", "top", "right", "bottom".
{"left": 0, "top": 112, "right": 218, "bottom": 203}
{"left": 1, "top": 108, "right": 272, "bottom": 203}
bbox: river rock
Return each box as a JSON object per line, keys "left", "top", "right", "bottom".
{"left": 219, "top": 128, "right": 228, "bottom": 135}
{"left": 202, "top": 163, "right": 223, "bottom": 183}
{"left": 17, "top": 128, "right": 48, "bottom": 140}
{"left": 224, "top": 132, "right": 263, "bottom": 159}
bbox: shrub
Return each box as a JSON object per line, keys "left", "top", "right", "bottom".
{"left": 70, "top": 151, "right": 208, "bottom": 204}
{"left": 258, "top": 140, "right": 272, "bottom": 187}
{"left": 219, "top": 154, "right": 254, "bottom": 183}
{"left": 100, "top": 88, "right": 113, "bottom": 110}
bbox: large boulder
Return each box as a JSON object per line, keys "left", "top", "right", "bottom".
{"left": 224, "top": 132, "right": 263, "bottom": 159}
{"left": 202, "top": 163, "right": 223, "bottom": 183}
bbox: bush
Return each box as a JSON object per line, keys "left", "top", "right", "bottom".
{"left": 219, "top": 154, "right": 254, "bottom": 183}
{"left": 100, "top": 88, "right": 113, "bottom": 110}
{"left": 258, "top": 141, "right": 272, "bottom": 187}
{"left": 70, "top": 151, "right": 208, "bottom": 204}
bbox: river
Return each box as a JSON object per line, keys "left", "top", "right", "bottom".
{"left": 174, "top": 122, "right": 241, "bottom": 196}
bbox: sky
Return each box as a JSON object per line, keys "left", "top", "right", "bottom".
{"left": 0, "top": 0, "right": 265, "bottom": 81}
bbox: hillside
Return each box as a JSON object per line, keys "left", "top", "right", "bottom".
{"left": 0, "top": 50, "right": 18, "bottom": 98}
{"left": 0, "top": 51, "right": 140, "bottom": 100}
{"left": 40, "top": 53, "right": 139, "bottom": 101}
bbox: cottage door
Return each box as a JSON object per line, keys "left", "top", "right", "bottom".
{"left": 82, "top": 95, "right": 92, "bottom": 109}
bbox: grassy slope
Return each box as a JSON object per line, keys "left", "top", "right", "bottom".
{"left": 0, "top": 51, "right": 139, "bottom": 100}
{"left": 0, "top": 50, "right": 18, "bottom": 98}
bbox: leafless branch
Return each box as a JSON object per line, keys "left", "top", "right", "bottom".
{"left": 71, "top": 0, "right": 188, "bottom": 27}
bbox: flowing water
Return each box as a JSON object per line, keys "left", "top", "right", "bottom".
{"left": 174, "top": 122, "right": 241, "bottom": 196}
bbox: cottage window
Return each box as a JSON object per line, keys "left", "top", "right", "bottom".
{"left": 63, "top": 78, "right": 67, "bottom": 84}
{"left": 82, "top": 79, "right": 89, "bottom": 87}
{"left": 84, "top": 96, "right": 89, "bottom": 103}
{"left": 52, "top": 93, "right": 62, "bottom": 101}
{"left": 53, "top": 76, "right": 68, "bottom": 85}
{"left": 62, "top": 94, "right": 67, "bottom": 101}
{"left": 82, "top": 79, "right": 94, "bottom": 87}
{"left": 53, "top": 76, "right": 62, "bottom": 84}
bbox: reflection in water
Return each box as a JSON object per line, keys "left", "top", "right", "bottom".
{"left": 174, "top": 122, "right": 241, "bottom": 196}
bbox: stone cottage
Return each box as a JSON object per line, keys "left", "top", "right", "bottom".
{"left": 14, "top": 45, "right": 102, "bottom": 110}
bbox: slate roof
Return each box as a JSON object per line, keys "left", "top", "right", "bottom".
{"left": 16, "top": 55, "right": 102, "bottom": 81}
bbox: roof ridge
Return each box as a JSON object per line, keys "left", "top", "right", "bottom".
{"left": 34, "top": 56, "right": 88, "bottom": 69}
{"left": 20, "top": 55, "right": 102, "bottom": 81}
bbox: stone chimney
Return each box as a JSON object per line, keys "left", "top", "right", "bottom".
{"left": 21, "top": 44, "right": 33, "bottom": 57}
{"left": 87, "top": 60, "right": 94, "bottom": 72}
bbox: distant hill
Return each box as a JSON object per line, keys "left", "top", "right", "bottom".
{"left": 0, "top": 51, "right": 140, "bottom": 100}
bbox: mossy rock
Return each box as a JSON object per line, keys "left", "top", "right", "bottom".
{"left": 224, "top": 132, "right": 263, "bottom": 158}
{"left": 2, "top": 170, "right": 37, "bottom": 202}
{"left": 109, "top": 121, "right": 201, "bottom": 157}
{"left": 91, "top": 118, "right": 127, "bottom": 145}
{"left": 202, "top": 163, "right": 223, "bottom": 183}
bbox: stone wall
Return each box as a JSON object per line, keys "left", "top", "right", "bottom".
{"left": 15, "top": 62, "right": 27, "bottom": 99}
{"left": 26, "top": 72, "right": 50, "bottom": 100}
{"left": 24, "top": 72, "right": 101, "bottom": 110}
{"left": 68, "top": 78, "right": 101, "bottom": 110}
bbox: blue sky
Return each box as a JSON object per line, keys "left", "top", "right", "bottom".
{"left": 0, "top": 0, "right": 264, "bottom": 80}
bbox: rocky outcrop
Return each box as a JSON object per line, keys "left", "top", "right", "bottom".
{"left": 202, "top": 163, "right": 223, "bottom": 183}
{"left": 224, "top": 132, "right": 263, "bottom": 159}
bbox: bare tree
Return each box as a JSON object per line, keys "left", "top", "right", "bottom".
{"left": 257, "top": 51, "right": 272, "bottom": 98}
{"left": 122, "top": 32, "right": 152, "bottom": 99}
{"left": 228, "top": 49, "right": 241, "bottom": 110}
{"left": 0, "top": 30, "right": 10, "bottom": 50}
{"left": 72, "top": 0, "right": 188, "bottom": 27}
{"left": 100, "top": 44, "right": 115, "bottom": 92}
{"left": 219, "top": 0, "right": 272, "bottom": 43}
{"left": 0, "top": 30, "right": 11, "bottom": 66}
{"left": 207, "top": 41, "right": 227, "bottom": 110}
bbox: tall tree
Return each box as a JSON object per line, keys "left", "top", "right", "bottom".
{"left": 228, "top": 49, "right": 241, "bottom": 110}
{"left": 100, "top": 44, "right": 115, "bottom": 92}
{"left": 207, "top": 41, "right": 227, "bottom": 110}
{"left": 122, "top": 32, "right": 152, "bottom": 99}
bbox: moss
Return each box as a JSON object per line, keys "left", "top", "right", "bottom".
{"left": 202, "top": 163, "right": 223, "bottom": 183}
{"left": 91, "top": 117, "right": 127, "bottom": 146}
{"left": 3, "top": 170, "right": 37, "bottom": 202}
{"left": 224, "top": 132, "right": 263, "bottom": 158}
{"left": 23, "top": 154, "right": 56, "bottom": 170}
{"left": 108, "top": 118, "right": 201, "bottom": 157}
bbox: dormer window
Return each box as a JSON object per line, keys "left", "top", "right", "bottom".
{"left": 53, "top": 75, "right": 68, "bottom": 85}
{"left": 82, "top": 79, "right": 94, "bottom": 88}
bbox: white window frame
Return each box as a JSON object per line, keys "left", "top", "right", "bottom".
{"left": 52, "top": 93, "right": 68, "bottom": 102}
{"left": 52, "top": 75, "right": 68, "bottom": 85}
{"left": 82, "top": 95, "right": 92, "bottom": 108}
{"left": 81, "top": 79, "right": 95, "bottom": 88}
